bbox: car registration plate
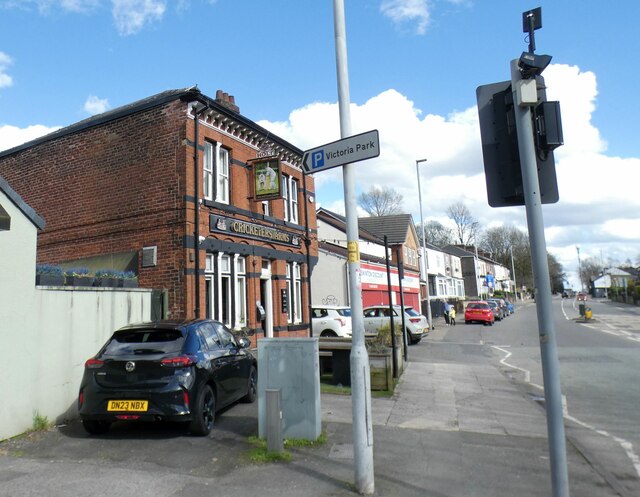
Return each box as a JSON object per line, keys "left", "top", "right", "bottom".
{"left": 107, "top": 400, "right": 148, "bottom": 412}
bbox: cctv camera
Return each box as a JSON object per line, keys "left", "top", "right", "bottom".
{"left": 518, "top": 52, "right": 552, "bottom": 79}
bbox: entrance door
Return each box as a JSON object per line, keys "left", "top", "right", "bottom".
{"left": 260, "top": 261, "right": 273, "bottom": 338}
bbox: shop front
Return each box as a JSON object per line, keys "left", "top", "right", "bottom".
{"left": 360, "top": 261, "right": 420, "bottom": 309}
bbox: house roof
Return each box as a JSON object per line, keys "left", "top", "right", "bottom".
{"left": 0, "top": 176, "right": 45, "bottom": 230}
{"left": 357, "top": 214, "right": 415, "bottom": 244}
{"left": 442, "top": 245, "right": 475, "bottom": 258}
{"left": 0, "top": 87, "right": 303, "bottom": 161}
{"left": 316, "top": 207, "right": 380, "bottom": 243}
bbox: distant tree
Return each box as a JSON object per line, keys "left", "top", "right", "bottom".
{"left": 580, "top": 257, "right": 603, "bottom": 291}
{"left": 358, "top": 186, "right": 404, "bottom": 216}
{"left": 416, "top": 220, "right": 454, "bottom": 247}
{"left": 446, "top": 202, "right": 479, "bottom": 246}
{"left": 548, "top": 252, "right": 567, "bottom": 293}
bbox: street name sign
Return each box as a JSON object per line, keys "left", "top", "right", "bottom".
{"left": 301, "top": 129, "right": 380, "bottom": 174}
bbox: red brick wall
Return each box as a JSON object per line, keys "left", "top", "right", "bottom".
{"left": 0, "top": 96, "right": 318, "bottom": 326}
{"left": 0, "top": 100, "right": 192, "bottom": 317}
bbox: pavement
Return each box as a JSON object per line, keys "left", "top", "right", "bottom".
{"left": 0, "top": 324, "right": 632, "bottom": 497}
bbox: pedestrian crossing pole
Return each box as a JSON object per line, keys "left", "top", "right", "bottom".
{"left": 510, "top": 58, "right": 570, "bottom": 497}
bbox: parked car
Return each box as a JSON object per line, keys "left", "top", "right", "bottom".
{"left": 487, "top": 300, "right": 505, "bottom": 321}
{"left": 487, "top": 298, "right": 509, "bottom": 317}
{"left": 78, "top": 319, "right": 257, "bottom": 436}
{"left": 312, "top": 305, "right": 353, "bottom": 337}
{"left": 363, "top": 305, "right": 428, "bottom": 344}
{"left": 504, "top": 299, "right": 515, "bottom": 314}
{"left": 464, "top": 301, "right": 495, "bottom": 326}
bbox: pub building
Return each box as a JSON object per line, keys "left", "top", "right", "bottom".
{"left": 0, "top": 87, "right": 318, "bottom": 343}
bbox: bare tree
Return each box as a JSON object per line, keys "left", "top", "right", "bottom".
{"left": 446, "top": 202, "right": 479, "bottom": 246}
{"left": 416, "top": 220, "right": 454, "bottom": 247}
{"left": 580, "top": 257, "right": 603, "bottom": 291}
{"left": 358, "top": 186, "right": 404, "bottom": 216}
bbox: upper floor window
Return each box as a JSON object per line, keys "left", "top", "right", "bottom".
{"left": 283, "top": 175, "right": 299, "bottom": 224}
{"left": 203, "top": 142, "right": 229, "bottom": 204}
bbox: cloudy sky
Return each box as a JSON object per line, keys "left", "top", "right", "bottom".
{"left": 0, "top": 0, "right": 638, "bottom": 289}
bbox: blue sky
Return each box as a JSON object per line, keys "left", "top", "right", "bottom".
{"left": 1, "top": 0, "right": 639, "bottom": 288}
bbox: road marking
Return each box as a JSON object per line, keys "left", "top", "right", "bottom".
{"left": 492, "top": 345, "right": 640, "bottom": 478}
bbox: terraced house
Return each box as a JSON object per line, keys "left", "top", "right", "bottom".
{"left": 0, "top": 87, "right": 318, "bottom": 342}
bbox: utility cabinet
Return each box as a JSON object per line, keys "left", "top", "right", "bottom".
{"left": 258, "top": 338, "right": 321, "bottom": 440}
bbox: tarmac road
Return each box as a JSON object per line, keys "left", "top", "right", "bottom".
{"left": 0, "top": 308, "right": 632, "bottom": 497}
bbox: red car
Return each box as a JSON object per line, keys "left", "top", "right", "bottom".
{"left": 464, "top": 301, "right": 495, "bottom": 326}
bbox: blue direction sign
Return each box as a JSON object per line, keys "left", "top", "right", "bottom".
{"left": 301, "top": 129, "right": 380, "bottom": 174}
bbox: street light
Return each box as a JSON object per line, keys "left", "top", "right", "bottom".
{"left": 416, "top": 159, "right": 433, "bottom": 330}
{"left": 576, "top": 245, "right": 583, "bottom": 291}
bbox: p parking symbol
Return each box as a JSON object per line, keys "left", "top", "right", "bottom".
{"left": 312, "top": 150, "right": 324, "bottom": 169}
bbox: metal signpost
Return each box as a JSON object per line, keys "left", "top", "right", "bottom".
{"left": 298, "top": 2, "right": 377, "bottom": 493}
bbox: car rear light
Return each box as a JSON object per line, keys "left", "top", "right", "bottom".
{"left": 334, "top": 318, "right": 347, "bottom": 327}
{"left": 183, "top": 389, "right": 190, "bottom": 408}
{"left": 116, "top": 415, "right": 140, "bottom": 420}
{"left": 161, "top": 355, "right": 195, "bottom": 368}
{"left": 85, "top": 358, "right": 104, "bottom": 369}
{"left": 409, "top": 317, "right": 421, "bottom": 323}
{"left": 78, "top": 390, "right": 84, "bottom": 408}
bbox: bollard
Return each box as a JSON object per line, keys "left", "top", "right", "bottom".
{"left": 266, "top": 388, "right": 283, "bottom": 453}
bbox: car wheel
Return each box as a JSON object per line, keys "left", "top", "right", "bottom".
{"left": 242, "top": 366, "right": 257, "bottom": 403}
{"left": 320, "top": 330, "right": 338, "bottom": 337}
{"left": 190, "top": 384, "right": 215, "bottom": 436}
{"left": 489, "top": 321, "right": 494, "bottom": 326}
{"left": 82, "top": 419, "right": 111, "bottom": 435}
{"left": 465, "top": 320, "right": 470, "bottom": 324}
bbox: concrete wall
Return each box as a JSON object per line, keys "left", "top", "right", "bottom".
{"left": 1, "top": 286, "right": 152, "bottom": 441}
{"left": 0, "top": 189, "right": 152, "bottom": 440}
{"left": 312, "top": 249, "right": 349, "bottom": 306}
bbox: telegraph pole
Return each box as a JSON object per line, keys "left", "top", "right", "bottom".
{"left": 333, "top": 1, "right": 375, "bottom": 494}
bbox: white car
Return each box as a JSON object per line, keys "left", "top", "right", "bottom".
{"left": 362, "top": 305, "right": 428, "bottom": 344}
{"left": 312, "top": 305, "right": 353, "bottom": 338}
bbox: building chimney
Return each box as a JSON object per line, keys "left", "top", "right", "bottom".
{"left": 215, "top": 89, "right": 240, "bottom": 113}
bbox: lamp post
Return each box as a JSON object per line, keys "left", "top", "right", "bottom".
{"left": 576, "top": 245, "right": 583, "bottom": 292}
{"left": 510, "top": 245, "right": 517, "bottom": 301}
{"left": 416, "top": 159, "right": 433, "bottom": 330}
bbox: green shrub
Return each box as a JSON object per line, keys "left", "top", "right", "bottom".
{"left": 366, "top": 323, "right": 402, "bottom": 353}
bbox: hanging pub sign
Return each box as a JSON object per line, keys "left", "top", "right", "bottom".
{"left": 253, "top": 158, "right": 282, "bottom": 201}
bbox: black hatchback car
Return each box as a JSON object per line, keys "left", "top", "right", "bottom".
{"left": 78, "top": 319, "right": 257, "bottom": 436}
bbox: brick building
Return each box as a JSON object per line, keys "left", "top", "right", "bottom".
{"left": 0, "top": 87, "right": 318, "bottom": 341}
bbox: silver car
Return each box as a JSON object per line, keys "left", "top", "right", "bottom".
{"left": 362, "top": 305, "right": 428, "bottom": 344}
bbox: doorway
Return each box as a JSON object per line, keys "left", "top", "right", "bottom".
{"left": 260, "top": 260, "right": 273, "bottom": 338}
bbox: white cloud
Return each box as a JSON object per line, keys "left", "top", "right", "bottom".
{"left": 0, "top": 52, "right": 13, "bottom": 89}
{"left": 83, "top": 95, "right": 110, "bottom": 115}
{"left": 0, "top": 124, "right": 61, "bottom": 153}
{"left": 259, "top": 63, "right": 640, "bottom": 281}
{"left": 112, "top": 0, "right": 166, "bottom": 36}
{"left": 380, "top": 0, "right": 430, "bottom": 35}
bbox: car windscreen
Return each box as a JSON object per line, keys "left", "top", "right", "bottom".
{"left": 102, "top": 329, "right": 185, "bottom": 357}
{"left": 404, "top": 308, "right": 420, "bottom": 317}
{"left": 336, "top": 308, "right": 352, "bottom": 317}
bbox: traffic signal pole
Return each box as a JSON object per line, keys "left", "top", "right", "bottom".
{"left": 510, "top": 59, "right": 570, "bottom": 497}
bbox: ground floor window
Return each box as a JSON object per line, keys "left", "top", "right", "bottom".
{"left": 205, "top": 252, "right": 247, "bottom": 330}
{"left": 287, "top": 262, "right": 302, "bottom": 324}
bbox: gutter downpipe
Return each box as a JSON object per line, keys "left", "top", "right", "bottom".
{"left": 193, "top": 102, "right": 209, "bottom": 318}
